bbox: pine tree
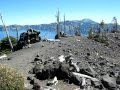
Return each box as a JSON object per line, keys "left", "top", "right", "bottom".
{"left": 112, "top": 17, "right": 118, "bottom": 33}
{"left": 88, "top": 28, "right": 94, "bottom": 39}
{"left": 74, "top": 25, "right": 81, "bottom": 36}
{"left": 99, "top": 20, "right": 105, "bottom": 37}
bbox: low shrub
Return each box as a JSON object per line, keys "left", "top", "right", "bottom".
{"left": 0, "top": 64, "right": 24, "bottom": 90}
{"left": 0, "top": 49, "right": 11, "bottom": 55}
{"left": 88, "top": 28, "right": 94, "bottom": 39}
{"left": 1, "top": 36, "right": 17, "bottom": 50}
{"left": 94, "top": 35, "right": 109, "bottom": 46}
{"left": 0, "top": 36, "right": 17, "bottom": 55}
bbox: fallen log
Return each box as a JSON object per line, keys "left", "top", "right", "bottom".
{"left": 72, "top": 72, "right": 99, "bottom": 82}
{"left": 72, "top": 72, "right": 102, "bottom": 89}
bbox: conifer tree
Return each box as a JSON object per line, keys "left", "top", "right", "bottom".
{"left": 88, "top": 28, "right": 94, "bottom": 39}
{"left": 112, "top": 17, "right": 118, "bottom": 33}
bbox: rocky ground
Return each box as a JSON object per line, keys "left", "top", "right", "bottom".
{"left": 0, "top": 33, "right": 120, "bottom": 90}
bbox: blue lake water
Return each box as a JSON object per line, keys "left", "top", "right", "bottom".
{"left": 0, "top": 28, "right": 87, "bottom": 41}
{"left": 0, "top": 29, "right": 56, "bottom": 40}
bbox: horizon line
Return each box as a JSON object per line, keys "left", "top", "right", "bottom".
{"left": 0, "top": 18, "right": 119, "bottom": 26}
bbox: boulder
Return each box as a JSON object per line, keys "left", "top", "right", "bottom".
{"left": 116, "top": 72, "right": 120, "bottom": 84}
{"left": 34, "top": 57, "right": 42, "bottom": 62}
{"left": 55, "top": 34, "right": 59, "bottom": 39}
{"left": 33, "top": 83, "right": 41, "bottom": 90}
{"left": 33, "top": 64, "right": 44, "bottom": 74}
{"left": 102, "top": 74, "right": 117, "bottom": 90}
{"left": 27, "top": 76, "right": 34, "bottom": 81}
{"left": 17, "top": 28, "right": 41, "bottom": 49}
{"left": 34, "top": 61, "right": 60, "bottom": 80}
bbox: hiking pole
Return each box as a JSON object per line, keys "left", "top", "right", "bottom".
{"left": 0, "top": 13, "right": 14, "bottom": 52}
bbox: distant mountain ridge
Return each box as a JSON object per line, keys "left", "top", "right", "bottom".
{"left": 0, "top": 19, "right": 119, "bottom": 35}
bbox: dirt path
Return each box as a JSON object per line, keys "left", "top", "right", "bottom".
{"left": 0, "top": 41, "right": 59, "bottom": 86}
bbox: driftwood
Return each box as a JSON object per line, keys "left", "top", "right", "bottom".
{"left": 58, "top": 55, "right": 65, "bottom": 62}
{"left": 0, "top": 54, "right": 7, "bottom": 60}
{"left": 72, "top": 72, "right": 99, "bottom": 82}
{"left": 72, "top": 72, "right": 101, "bottom": 89}
{"left": 81, "top": 77, "right": 86, "bottom": 86}
{"left": 71, "top": 62, "right": 80, "bottom": 72}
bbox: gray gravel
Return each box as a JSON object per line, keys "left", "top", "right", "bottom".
{"left": 0, "top": 34, "right": 120, "bottom": 90}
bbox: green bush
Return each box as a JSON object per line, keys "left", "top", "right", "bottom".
{"left": 94, "top": 35, "right": 109, "bottom": 46}
{"left": 0, "top": 49, "right": 11, "bottom": 55}
{"left": 1, "top": 36, "right": 17, "bottom": 50}
{"left": 111, "top": 29, "right": 120, "bottom": 33}
{"left": 0, "top": 64, "right": 24, "bottom": 90}
{"left": 88, "top": 28, "right": 94, "bottom": 39}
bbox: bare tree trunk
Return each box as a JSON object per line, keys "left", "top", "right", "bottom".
{"left": 56, "top": 10, "right": 60, "bottom": 38}
{"left": 64, "top": 14, "right": 66, "bottom": 34}
{"left": 69, "top": 26, "right": 71, "bottom": 35}
{"left": 16, "top": 26, "right": 19, "bottom": 42}
{"left": 0, "top": 14, "right": 14, "bottom": 52}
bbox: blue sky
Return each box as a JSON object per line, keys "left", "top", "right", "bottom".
{"left": 0, "top": 0, "right": 120, "bottom": 25}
